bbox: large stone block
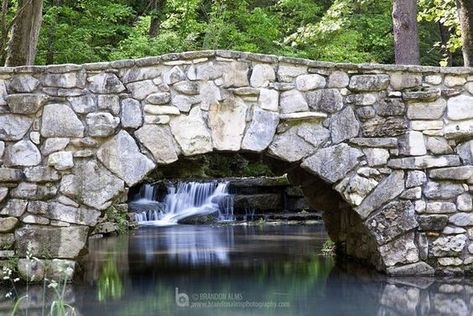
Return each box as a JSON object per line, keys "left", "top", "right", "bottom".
{"left": 361, "top": 117, "right": 407, "bottom": 137}
{"left": 447, "top": 95, "right": 473, "bottom": 120}
{"left": 301, "top": 143, "right": 363, "bottom": 184}
{"left": 121, "top": 98, "right": 143, "bottom": 129}
{"left": 388, "top": 155, "right": 461, "bottom": 170}
{"left": 0, "top": 199, "right": 27, "bottom": 217}
{"left": 280, "top": 90, "right": 308, "bottom": 113}
{"left": 0, "top": 217, "right": 18, "bottom": 233}
{"left": 135, "top": 125, "right": 179, "bottom": 164}
{"left": 378, "top": 232, "right": 419, "bottom": 267}
{"left": 250, "top": 64, "right": 275, "bottom": 87}
{"left": 268, "top": 123, "right": 329, "bottom": 162}
{"left": 432, "top": 234, "right": 467, "bottom": 257}
{"left": 4, "top": 140, "right": 41, "bottom": 167}
{"left": 41, "top": 104, "right": 84, "bottom": 138}
{"left": 15, "top": 226, "right": 89, "bottom": 259}
{"left": 367, "top": 200, "right": 418, "bottom": 245}
{"left": 87, "top": 73, "right": 125, "bottom": 93}
{"left": 169, "top": 107, "right": 212, "bottom": 156}
{"left": 306, "top": 89, "right": 343, "bottom": 113}
{"left": 85, "top": 112, "right": 119, "bottom": 137}
{"left": 241, "top": 109, "right": 279, "bottom": 152}
{"left": 9, "top": 75, "right": 40, "bottom": 92}
{"left": 407, "top": 99, "right": 446, "bottom": 119}
{"left": 96, "top": 131, "right": 155, "bottom": 186}
{"left": 46, "top": 202, "right": 100, "bottom": 226}
{"left": 208, "top": 97, "right": 248, "bottom": 151}
{"left": 6, "top": 94, "right": 48, "bottom": 114}
{"left": 295, "top": 74, "right": 326, "bottom": 91}
{"left": 424, "top": 181, "right": 465, "bottom": 200}
{"left": 356, "top": 171, "right": 405, "bottom": 219}
{"left": 0, "top": 115, "right": 33, "bottom": 141}
{"left": 329, "top": 106, "right": 360, "bottom": 144}
{"left": 349, "top": 74, "right": 390, "bottom": 92}
{"left": 60, "top": 160, "right": 124, "bottom": 210}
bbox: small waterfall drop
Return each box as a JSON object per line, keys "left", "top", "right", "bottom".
{"left": 130, "top": 181, "right": 235, "bottom": 226}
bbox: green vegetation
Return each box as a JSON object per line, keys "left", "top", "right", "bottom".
{"left": 14, "top": 0, "right": 460, "bottom": 66}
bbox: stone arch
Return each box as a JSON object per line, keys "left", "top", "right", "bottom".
{"left": 1, "top": 50, "right": 473, "bottom": 277}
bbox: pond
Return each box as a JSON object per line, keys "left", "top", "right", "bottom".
{"left": 3, "top": 223, "right": 473, "bottom": 315}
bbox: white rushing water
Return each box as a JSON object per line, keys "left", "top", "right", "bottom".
{"left": 131, "top": 181, "right": 235, "bottom": 226}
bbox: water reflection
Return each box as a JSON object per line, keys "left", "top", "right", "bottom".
{"left": 4, "top": 224, "right": 473, "bottom": 315}
{"left": 130, "top": 226, "right": 234, "bottom": 266}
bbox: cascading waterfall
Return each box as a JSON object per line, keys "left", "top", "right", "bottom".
{"left": 130, "top": 181, "right": 235, "bottom": 226}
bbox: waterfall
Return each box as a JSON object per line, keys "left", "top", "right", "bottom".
{"left": 130, "top": 181, "right": 235, "bottom": 226}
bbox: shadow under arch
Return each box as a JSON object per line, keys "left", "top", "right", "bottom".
{"left": 128, "top": 150, "right": 382, "bottom": 271}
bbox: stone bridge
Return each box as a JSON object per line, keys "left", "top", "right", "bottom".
{"left": 1, "top": 50, "right": 473, "bottom": 278}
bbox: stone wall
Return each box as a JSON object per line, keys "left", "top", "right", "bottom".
{"left": 1, "top": 50, "right": 473, "bottom": 277}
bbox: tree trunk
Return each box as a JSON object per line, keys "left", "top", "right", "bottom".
{"left": 456, "top": 0, "right": 473, "bottom": 67}
{"left": 5, "top": 0, "right": 44, "bottom": 66}
{"left": 149, "top": 0, "right": 164, "bottom": 38}
{"left": 392, "top": 0, "right": 420, "bottom": 65}
{"left": 439, "top": 22, "right": 453, "bottom": 66}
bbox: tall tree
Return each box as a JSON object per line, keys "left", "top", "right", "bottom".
{"left": 392, "top": 0, "right": 420, "bottom": 64}
{"left": 456, "top": 0, "right": 473, "bottom": 66}
{"left": 149, "top": 0, "right": 165, "bottom": 38}
{"left": 5, "top": 0, "right": 44, "bottom": 66}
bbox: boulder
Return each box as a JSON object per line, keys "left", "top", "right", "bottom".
{"left": 15, "top": 226, "right": 89, "bottom": 259}
{"left": 97, "top": 131, "right": 155, "bottom": 186}
{"left": 121, "top": 98, "right": 143, "bottom": 129}
{"left": 135, "top": 125, "right": 179, "bottom": 164}
{"left": 306, "top": 89, "right": 343, "bottom": 113}
{"left": 60, "top": 160, "right": 124, "bottom": 210}
{"left": 4, "top": 140, "right": 41, "bottom": 167}
{"left": 41, "top": 104, "right": 84, "bottom": 138}
{"left": 87, "top": 73, "right": 125, "bottom": 93}
{"left": 67, "top": 94, "right": 97, "bottom": 114}
{"left": 6, "top": 94, "right": 48, "bottom": 114}
{"left": 241, "top": 109, "right": 279, "bottom": 152}
{"left": 280, "top": 90, "right": 308, "bottom": 113}
{"left": 0, "top": 114, "right": 33, "bottom": 141}
{"left": 86, "top": 112, "right": 120, "bottom": 137}
{"left": 169, "top": 107, "right": 212, "bottom": 156}
{"left": 301, "top": 143, "right": 363, "bottom": 184}
{"left": 329, "top": 106, "right": 359, "bottom": 143}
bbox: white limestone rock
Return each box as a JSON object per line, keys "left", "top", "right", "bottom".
{"left": 121, "top": 98, "right": 143, "bottom": 129}
{"left": 48, "top": 151, "right": 74, "bottom": 171}
{"left": 241, "top": 109, "right": 279, "bottom": 152}
{"left": 41, "top": 104, "right": 84, "bottom": 138}
{"left": 257, "top": 88, "right": 279, "bottom": 112}
{"left": 280, "top": 90, "right": 308, "bottom": 114}
{"left": 86, "top": 112, "right": 120, "bottom": 137}
{"left": 4, "top": 140, "right": 41, "bottom": 167}
{"left": 135, "top": 125, "right": 179, "bottom": 164}
{"left": 0, "top": 114, "right": 33, "bottom": 141}
{"left": 250, "top": 64, "right": 275, "bottom": 87}
{"left": 208, "top": 97, "right": 248, "bottom": 151}
{"left": 295, "top": 74, "right": 326, "bottom": 91}
{"left": 96, "top": 131, "right": 155, "bottom": 186}
{"left": 447, "top": 95, "right": 473, "bottom": 120}
{"left": 169, "top": 107, "right": 212, "bottom": 156}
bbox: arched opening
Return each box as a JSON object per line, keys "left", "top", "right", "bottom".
{"left": 123, "top": 151, "right": 381, "bottom": 270}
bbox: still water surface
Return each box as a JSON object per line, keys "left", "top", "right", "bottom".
{"left": 3, "top": 224, "right": 473, "bottom": 315}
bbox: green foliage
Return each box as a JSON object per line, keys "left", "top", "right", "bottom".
{"left": 97, "top": 255, "right": 124, "bottom": 302}
{"left": 29, "top": 0, "right": 461, "bottom": 66}
{"left": 418, "top": 0, "right": 463, "bottom": 66}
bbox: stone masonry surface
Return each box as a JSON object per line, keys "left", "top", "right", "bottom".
{"left": 1, "top": 50, "right": 473, "bottom": 278}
